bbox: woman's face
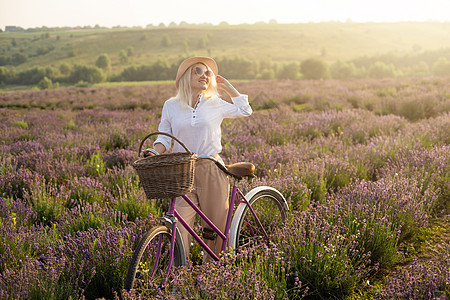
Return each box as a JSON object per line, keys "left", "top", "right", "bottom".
{"left": 190, "top": 63, "right": 213, "bottom": 93}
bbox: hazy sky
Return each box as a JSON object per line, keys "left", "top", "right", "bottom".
{"left": 1, "top": 0, "right": 449, "bottom": 29}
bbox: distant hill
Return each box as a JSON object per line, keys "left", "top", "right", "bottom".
{"left": 1, "top": 22, "right": 450, "bottom": 88}
{"left": 2, "top": 22, "right": 450, "bottom": 73}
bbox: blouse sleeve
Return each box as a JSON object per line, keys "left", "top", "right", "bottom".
{"left": 221, "top": 94, "right": 253, "bottom": 118}
{"left": 153, "top": 101, "right": 172, "bottom": 151}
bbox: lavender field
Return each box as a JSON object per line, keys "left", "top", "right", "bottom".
{"left": 1, "top": 77, "right": 449, "bottom": 299}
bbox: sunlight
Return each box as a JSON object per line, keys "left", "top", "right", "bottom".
{"left": 1, "top": 0, "right": 449, "bottom": 29}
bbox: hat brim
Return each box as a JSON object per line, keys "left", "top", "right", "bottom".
{"left": 175, "top": 57, "right": 218, "bottom": 88}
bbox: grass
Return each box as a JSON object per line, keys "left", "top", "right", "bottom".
{"left": 0, "top": 80, "right": 252, "bottom": 91}
{"left": 2, "top": 22, "right": 450, "bottom": 74}
{"left": 0, "top": 81, "right": 172, "bottom": 91}
{"left": 93, "top": 80, "right": 174, "bottom": 87}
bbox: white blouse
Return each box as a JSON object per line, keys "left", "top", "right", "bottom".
{"left": 154, "top": 94, "right": 252, "bottom": 156}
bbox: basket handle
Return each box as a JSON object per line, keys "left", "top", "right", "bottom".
{"left": 137, "top": 131, "right": 193, "bottom": 157}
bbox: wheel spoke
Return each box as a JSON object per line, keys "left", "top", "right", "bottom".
{"left": 234, "top": 190, "right": 288, "bottom": 249}
{"left": 124, "top": 226, "right": 185, "bottom": 295}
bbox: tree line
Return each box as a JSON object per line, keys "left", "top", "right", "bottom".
{"left": 1, "top": 51, "right": 450, "bottom": 89}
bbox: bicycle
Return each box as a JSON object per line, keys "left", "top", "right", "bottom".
{"left": 124, "top": 132, "right": 289, "bottom": 293}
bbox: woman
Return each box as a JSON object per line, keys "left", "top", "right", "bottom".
{"left": 146, "top": 56, "right": 252, "bottom": 262}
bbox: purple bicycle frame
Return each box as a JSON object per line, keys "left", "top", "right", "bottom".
{"left": 163, "top": 183, "right": 269, "bottom": 267}
{"left": 154, "top": 181, "right": 272, "bottom": 286}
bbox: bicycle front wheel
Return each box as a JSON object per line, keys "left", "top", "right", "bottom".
{"left": 229, "top": 186, "right": 288, "bottom": 250}
{"left": 124, "top": 225, "right": 185, "bottom": 293}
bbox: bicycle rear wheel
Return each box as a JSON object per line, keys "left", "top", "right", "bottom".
{"left": 124, "top": 225, "right": 185, "bottom": 293}
{"left": 229, "top": 186, "right": 288, "bottom": 250}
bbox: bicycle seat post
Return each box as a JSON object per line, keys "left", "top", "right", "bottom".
{"left": 222, "top": 182, "right": 238, "bottom": 252}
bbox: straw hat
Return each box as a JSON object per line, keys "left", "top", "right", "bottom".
{"left": 175, "top": 56, "right": 218, "bottom": 88}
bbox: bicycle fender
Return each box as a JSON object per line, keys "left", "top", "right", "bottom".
{"left": 243, "top": 186, "right": 286, "bottom": 203}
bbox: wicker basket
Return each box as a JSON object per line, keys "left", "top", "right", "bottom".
{"left": 133, "top": 132, "right": 197, "bottom": 199}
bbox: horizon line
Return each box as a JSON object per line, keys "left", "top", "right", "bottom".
{"left": 3, "top": 19, "right": 450, "bottom": 31}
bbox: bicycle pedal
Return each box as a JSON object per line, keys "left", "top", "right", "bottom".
{"left": 202, "top": 227, "right": 217, "bottom": 240}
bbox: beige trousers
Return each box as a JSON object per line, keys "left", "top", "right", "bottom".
{"left": 175, "top": 159, "right": 229, "bottom": 262}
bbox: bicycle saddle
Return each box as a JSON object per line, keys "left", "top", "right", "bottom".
{"left": 198, "top": 155, "right": 255, "bottom": 179}
{"left": 225, "top": 162, "right": 255, "bottom": 178}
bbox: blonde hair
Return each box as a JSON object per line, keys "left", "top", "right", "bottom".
{"left": 175, "top": 63, "right": 219, "bottom": 107}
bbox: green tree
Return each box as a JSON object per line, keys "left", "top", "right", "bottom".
{"left": 16, "top": 66, "right": 56, "bottom": 85}
{"left": 368, "top": 61, "right": 396, "bottom": 78}
{"left": 330, "top": 60, "right": 356, "bottom": 79}
{"left": 68, "top": 65, "right": 106, "bottom": 84}
{"left": 0, "top": 66, "right": 16, "bottom": 84}
{"left": 277, "top": 62, "right": 300, "bottom": 80}
{"left": 0, "top": 55, "right": 10, "bottom": 66}
{"left": 119, "top": 50, "right": 128, "bottom": 63}
{"left": 59, "top": 63, "right": 71, "bottom": 75}
{"left": 95, "top": 53, "right": 111, "bottom": 71}
{"left": 217, "top": 56, "right": 255, "bottom": 80}
{"left": 117, "top": 59, "right": 174, "bottom": 81}
{"left": 12, "top": 52, "right": 27, "bottom": 65}
{"left": 432, "top": 57, "right": 450, "bottom": 76}
{"left": 300, "top": 58, "right": 329, "bottom": 79}
{"left": 257, "top": 69, "right": 275, "bottom": 80}
{"left": 37, "top": 76, "right": 52, "bottom": 89}
{"left": 259, "top": 59, "right": 276, "bottom": 74}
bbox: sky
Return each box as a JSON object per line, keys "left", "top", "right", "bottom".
{"left": 1, "top": 0, "right": 450, "bottom": 30}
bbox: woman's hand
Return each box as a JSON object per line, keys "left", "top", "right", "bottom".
{"left": 216, "top": 75, "right": 240, "bottom": 98}
{"left": 142, "top": 143, "right": 166, "bottom": 157}
{"left": 142, "top": 148, "right": 159, "bottom": 157}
